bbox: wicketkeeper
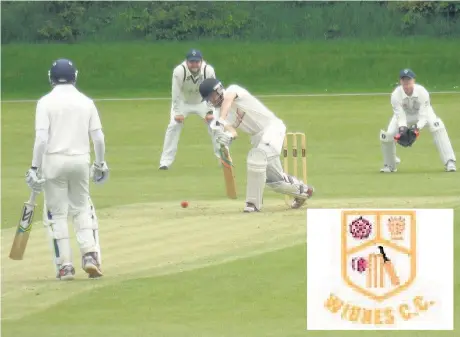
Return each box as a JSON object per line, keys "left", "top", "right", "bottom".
{"left": 380, "top": 69, "right": 456, "bottom": 173}
{"left": 199, "top": 78, "right": 314, "bottom": 212}
{"left": 25, "top": 58, "right": 109, "bottom": 280}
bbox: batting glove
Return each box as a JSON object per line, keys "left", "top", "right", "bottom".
{"left": 90, "top": 161, "right": 109, "bottom": 184}
{"left": 25, "top": 167, "right": 45, "bottom": 194}
{"left": 209, "top": 119, "right": 224, "bottom": 132}
{"left": 215, "top": 130, "right": 234, "bottom": 147}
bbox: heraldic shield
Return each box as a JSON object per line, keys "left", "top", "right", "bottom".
{"left": 341, "top": 210, "right": 417, "bottom": 302}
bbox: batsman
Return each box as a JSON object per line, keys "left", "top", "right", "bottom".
{"left": 199, "top": 78, "right": 314, "bottom": 212}
{"left": 24, "top": 58, "right": 109, "bottom": 280}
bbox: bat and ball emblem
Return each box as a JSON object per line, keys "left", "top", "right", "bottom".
{"left": 377, "top": 245, "right": 400, "bottom": 286}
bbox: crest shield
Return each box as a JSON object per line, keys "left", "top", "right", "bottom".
{"left": 341, "top": 210, "right": 416, "bottom": 302}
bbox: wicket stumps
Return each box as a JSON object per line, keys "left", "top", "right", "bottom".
{"left": 283, "top": 132, "right": 307, "bottom": 206}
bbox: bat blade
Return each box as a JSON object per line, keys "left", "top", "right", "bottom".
{"left": 9, "top": 192, "right": 38, "bottom": 260}
{"left": 377, "top": 245, "right": 401, "bottom": 286}
{"left": 219, "top": 145, "right": 237, "bottom": 199}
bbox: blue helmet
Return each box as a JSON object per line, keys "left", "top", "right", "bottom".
{"left": 199, "top": 78, "right": 225, "bottom": 107}
{"left": 48, "top": 59, "right": 78, "bottom": 86}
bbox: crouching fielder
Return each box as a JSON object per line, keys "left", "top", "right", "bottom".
{"left": 25, "top": 58, "right": 109, "bottom": 281}
{"left": 159, "top": 49, "right": 219, "bottom": 170}
{"left": 380, "top": 69, "right": 456, "bottom": 173}
{"left": 199, "top": 78, "right": 314, "bottom": 212}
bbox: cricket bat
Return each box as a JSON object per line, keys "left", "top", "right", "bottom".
{"left": 219, "top": 144, "right": 237, "bottom": 199}
{"left": 9, "top": 191, "right": 39, "bottom": 260}
{"left": 378, "top": 245, "right": 400, "bottom": 286}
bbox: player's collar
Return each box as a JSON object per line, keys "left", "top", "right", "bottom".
{"left": 52, "top": 84, "right": 76, "bottom": 91}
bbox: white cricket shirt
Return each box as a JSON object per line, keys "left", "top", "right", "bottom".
{"left": 35, "top": 84, "right": 102, "bottom": 155}
{"left": 171, "top": 61, "right": 215, "bottom": 112}
{"left": 390, "top": 84, "right": 434, "bottom": 129}
{"left": 223, "top": 84, "right": 282, "bottom": 135}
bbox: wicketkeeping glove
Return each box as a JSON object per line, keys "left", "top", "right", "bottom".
{"left": 394, "top": 126, "right": 419, "bottom": 147}
{"left": 90, "top": 161, "right": 109, "bottom": 184}
{"left": 25, "top": 168, "right": 45, "bottom": 194}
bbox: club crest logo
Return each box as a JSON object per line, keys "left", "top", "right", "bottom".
{"left": 341, "top": 210, "right": 416, "bottom": 302}
{"left": 307, "top": 209, "right": 453, "bottom": 330}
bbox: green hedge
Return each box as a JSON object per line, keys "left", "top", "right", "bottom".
{"left": 2, "top": 1, "right": 460, "bottom": 43}
{"left": 2, "top": 39, "right": 460, "bottom": 99}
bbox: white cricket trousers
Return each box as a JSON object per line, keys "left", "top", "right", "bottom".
{"left": 42, "top": 154, "right": 97, "bottom": 266}
{"left": 250, "top": 120, "right": 287, "bottom": 183}
{"left": 159, "top": 102, "right": 219, "bottom": 167}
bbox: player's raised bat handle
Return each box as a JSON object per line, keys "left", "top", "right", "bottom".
{"left": 27, "top": 191, "right": 39, "bottom": 205}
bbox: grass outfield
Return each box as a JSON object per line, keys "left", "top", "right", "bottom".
{"left": 1, "top": 93, "right": 459, "bottom": 336}
{"left": 2, "top": 39, "right": 460, "bottom": 99}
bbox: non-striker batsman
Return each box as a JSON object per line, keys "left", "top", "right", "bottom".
{"left": 25, "top": 58, "right": 109, "bottom": 280}
{"left": 159, "top": 49, "right": 220, "bottom": 170}
{"left": 199, "top": 78, "right": 315, "bottom": 212}
{"left": 379, "top": 69, "right": 456, "bottom": 173}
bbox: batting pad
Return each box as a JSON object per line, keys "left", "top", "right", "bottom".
{"left": 88, "top": 197, "right": 102, "bottom": 265}
{"left": 68, "top": 199, "right": 99, "bottom": 256}
{"left": 246, "top": 148, "right": 268, "bottom": 210}
{"left": 74, "top": 210, "right": 98, "bottom": 255}
{"left": 266, "top": 178, "right": 306, "bottom": 199}
{"left": 43, "top": 205, "right": 71, "bottom": 267}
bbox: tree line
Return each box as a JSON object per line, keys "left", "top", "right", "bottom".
{"left": 2, "top": 1, "right": 459, "bottom": 43}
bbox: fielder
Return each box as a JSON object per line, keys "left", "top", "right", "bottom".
{"left": 379, "top": 69, "right": 456, "bottom": 173}
{"left": 159, "top": 49, "right": 220, "bottom": 170}
{"left": 198, "top": 78, "right": 315, "bottom": 212}
{"left": 25, "top": 58, "right": 109, "bottom": 281}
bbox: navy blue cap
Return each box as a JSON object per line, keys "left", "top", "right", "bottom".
{"left": 186, "top": 49, "right": 202, "bottom": 61}
{"left": 399, "top": 68, "right": 416, "bottom": 79}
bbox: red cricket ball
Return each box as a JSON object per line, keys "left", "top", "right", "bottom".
{"left": 181, "top": 201, "right": 189, "bottom": 208}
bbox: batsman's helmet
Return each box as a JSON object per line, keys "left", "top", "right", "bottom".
{"left": 199, "top": 78, "right": 225, "bottom": 107}
{"left": 48, "top": 59, "right": 78, "bottom": 86}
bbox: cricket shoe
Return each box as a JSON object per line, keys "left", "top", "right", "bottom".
{"left": 159, "top": 165, "right": 168, "bottom": 170}
{"left": 82, "top": 252, "right": 103, "bottom": 278}
{"left": 446, "top": 160, "right": 456, "bottom": 172}
{"left": 243, "top": 202, "right": 260, "bottom": 213}
{"left": 380, "top": 165, "right": 397, "bottom": 173}
{"left": 291, "top": 184, "right": 314, "bottom": 209}
{"left": 57, "top": 264, "right": 75, "bottom": 281}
